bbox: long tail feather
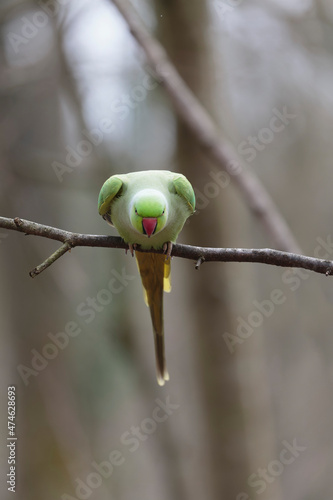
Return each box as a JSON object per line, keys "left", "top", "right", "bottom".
{"left": 135, "top": 252, "right": 170, "bottom": 385}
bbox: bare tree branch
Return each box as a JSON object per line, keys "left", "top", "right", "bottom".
{"left": 29, "top": 242, "right": 72, "bottom": 278}
{"left": 110, "top": 0, "right": 301, "bottom": 254}
{"left": 1, "top": 216, "right": 332, "bottom": 278}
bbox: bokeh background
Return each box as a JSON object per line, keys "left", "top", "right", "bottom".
{"left": 1, "top": 1, "right": 333, "bottom": 499}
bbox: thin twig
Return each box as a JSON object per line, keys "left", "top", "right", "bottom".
{"left": 0, "top": 217, "right": 332, "bottom": 277}
{"left": 110, "top": 0, "right": 300, "bottom": 254}
{"left": 29, "top": 242, "right": 72, "bottom": 278}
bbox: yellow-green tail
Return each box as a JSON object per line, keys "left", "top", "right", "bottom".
{"left": 135, "top": 251, "right": 171, "bottom": 385}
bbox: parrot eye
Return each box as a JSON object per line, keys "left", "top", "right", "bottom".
{"left": 135, "top": 208, "right": 138, "bottom": 215}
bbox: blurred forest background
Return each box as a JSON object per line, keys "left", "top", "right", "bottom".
{"left": 1, "top": 0, "right": 333, "bottom": 499}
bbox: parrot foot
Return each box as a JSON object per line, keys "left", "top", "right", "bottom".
{"left": 163, "top": 241, "right": 173, "bottom": 260}
{"left": 126, "top": 243, "right": 137, "bottom": 257}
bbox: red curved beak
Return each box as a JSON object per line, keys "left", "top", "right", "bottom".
{"left": 142, "top": 218, "right": 157, "bottom": 237}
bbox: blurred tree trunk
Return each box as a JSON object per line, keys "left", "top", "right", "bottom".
{"left": 155, "top": 2, "right": 250, "bottom": 498}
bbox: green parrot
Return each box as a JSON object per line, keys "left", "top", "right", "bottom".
{"left": 98, "top": 170, "right": 195, "bottom": 386}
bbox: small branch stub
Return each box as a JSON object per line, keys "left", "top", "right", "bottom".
{"left": 326, "top": 267, "right": 333, "bottom": 276}
{"left": 14, "top": 217, "right": 23, "bottom": 228}
{"left": 195, "top": 256, "right": 205, "bottom": 270}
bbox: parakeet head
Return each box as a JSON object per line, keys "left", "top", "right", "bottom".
{"left": 130, "top": 189, "right": 168, "bottom": 237}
